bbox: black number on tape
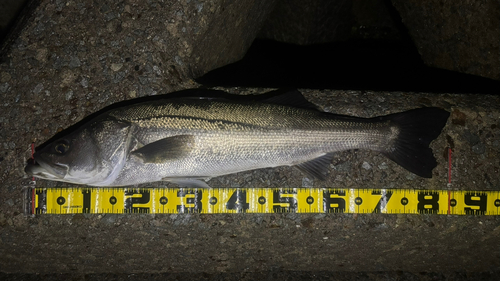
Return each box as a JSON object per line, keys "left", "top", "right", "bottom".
{"left": 464, "top": 192, "right": 487, "bottom": 215}
{"left": 226, "top": 190, "right": 249, "bottom": 213}
{"left": 82, "top": 189, "right": 91, "bottom": 213}
{"left": 273, "top": 189, "right": 297, "bottom": 213}
{"left": 124, "top": 189, "right": 151, "bottom": 213}
{"left": 323, "top": 190, "right": 346, "bottom": 213}
{"left": 36, "top": 189, "right": 47, "bottom": 214}
{"left": 177, "top": 190, "right": 202, "bottom": 213}
{"left": 372, "top": 190, "right": 393, "bottom": 213}
{"left": 417, "top": 192, "right": 439, "bottom": 214}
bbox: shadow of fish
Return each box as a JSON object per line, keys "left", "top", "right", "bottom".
{"left": 25, "top": 89, "right": 449, "bottom": 187}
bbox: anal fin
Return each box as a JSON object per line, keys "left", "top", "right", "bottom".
{"left": 295, "top": 153, "right": 334, "bottom": 181}
{"left": 163, "top": 178, "right": 211, "bottom": 188}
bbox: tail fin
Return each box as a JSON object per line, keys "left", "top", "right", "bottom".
{"left": 378, "top": 107, "right": 450, "bottom": 178}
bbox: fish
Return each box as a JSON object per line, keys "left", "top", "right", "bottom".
{"left": 25, "top": 89, "right": 450, "bottom": 188}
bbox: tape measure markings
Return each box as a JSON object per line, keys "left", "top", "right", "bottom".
{"left": 24, "top": 187, "right": 500, "bottom": 215}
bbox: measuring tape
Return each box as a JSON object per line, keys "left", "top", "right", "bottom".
{"left": 25, "top": 187, "right": 500, "bottom": 215}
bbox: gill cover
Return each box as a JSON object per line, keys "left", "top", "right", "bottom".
{"left": 30, "top": 117, "right": 132, "bottom": 185}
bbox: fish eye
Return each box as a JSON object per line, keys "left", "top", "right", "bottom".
{"left": 54, "top": 142, "right": 69, "bottom": 154}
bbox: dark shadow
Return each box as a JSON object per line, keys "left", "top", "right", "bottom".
{"left": 196, "top": 38, "right": 500, "bottom": 94}
{"left": 0, "top": 0, "right": 36, "bottom": 61}
{"left": 197, "top": 0, "right": 499, "bottom": 94}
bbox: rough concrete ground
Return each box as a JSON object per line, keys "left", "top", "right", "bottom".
{"left": 391, "top": 0, "right": 500, "bottom": 81}
{"left": 0, "top": 0, "right": 500, "bottom": 279}
{"left": 1, "top": 87, "right": 499, "bottom": 276}
{"left": 0, "top": 271, "right": 498, "bottom": 281}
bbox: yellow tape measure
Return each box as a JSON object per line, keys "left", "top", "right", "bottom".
{"left": 25, "top": 187, "right": 500, "bottom": 215}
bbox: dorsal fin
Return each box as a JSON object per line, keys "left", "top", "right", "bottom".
{"left": 163, "top": 88, "right": 318, "bottom": 109}
{"left": 259, "top": 89, "right": 318, "bottom": 109}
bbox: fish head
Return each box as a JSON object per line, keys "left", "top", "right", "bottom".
{"left": 25, "top": 117, "right": 132, "bottom": 186}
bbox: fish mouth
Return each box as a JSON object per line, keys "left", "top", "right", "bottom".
{"left": 25, "top": 158, "right": 68, "bottom": 180}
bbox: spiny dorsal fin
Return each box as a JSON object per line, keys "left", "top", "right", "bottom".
{"left": 131, "top": 135, "right": 195, "bottom": 164}
{"left": 164, "top": 88, "right": 318, "bottom": 109}
{"left": 295, "top": 153, "right": 334, "bottom": 180}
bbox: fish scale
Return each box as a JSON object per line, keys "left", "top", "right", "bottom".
{"left": 109, "top": 101, "right": 395, "bottom": 185}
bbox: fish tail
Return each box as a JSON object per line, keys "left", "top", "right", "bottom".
{"left": 377, "top": 107, "right": 450, "bottom": 178}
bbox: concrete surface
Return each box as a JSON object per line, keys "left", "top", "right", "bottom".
{"left": 1, "top": 87, "right": 500, "bottom": 275}
{"left": 0, "top": 271, "right": 498, "bottom": 281}
{"left": 391, "top": 0, "right": 500, "bottom": 81}
{"left": 0, "top": 0, "right": 499, "bottom": 279}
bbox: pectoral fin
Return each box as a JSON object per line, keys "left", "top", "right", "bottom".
{"left": 131, "top": 135, "right": 195, "bottom": 164}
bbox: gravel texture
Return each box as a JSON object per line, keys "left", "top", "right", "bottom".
{"left": 0, "top": 0, "right": 499, "bottom": 278}
{"left": 1, "top": 87, "right": 500, "bottom": 275}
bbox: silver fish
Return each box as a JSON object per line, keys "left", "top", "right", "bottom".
{"left": 25, "top": 89, "right": 449, "bottom": 187}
